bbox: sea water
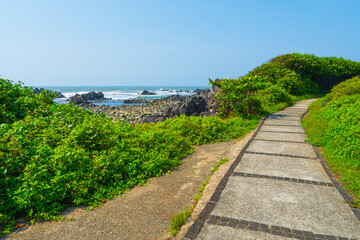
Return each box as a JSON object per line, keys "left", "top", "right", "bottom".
{"left": 36, "top": 86, "right": 210, "bottom": 106}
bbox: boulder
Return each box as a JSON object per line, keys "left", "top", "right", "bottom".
{"left": 140, "top": 90, "right": 156, "bottom": 95}
{"left": 78, "top": 91, "right": 104, "bottom": 100}
{"left": 68, "top": 91, "right": 105, "bottom": 105}
{"left": 141, "top": 95, "right": 208, "bottom": 123}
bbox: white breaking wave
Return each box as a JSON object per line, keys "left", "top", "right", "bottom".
{"left": 62, "top": 89, "right": 194, "bottom": 100}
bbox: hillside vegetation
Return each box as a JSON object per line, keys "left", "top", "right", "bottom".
{"left": 211, "top": 53, "right": 360, "bottom": 118}
{"left": 1, "top": 53, "right": 360, "bottom": 234}
{"left": 302, "top": 76, "right": 360, "bottom": 207}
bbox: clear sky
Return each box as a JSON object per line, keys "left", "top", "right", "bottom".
{"left": 0, "top": 0, "right": 359, "bottom": 86}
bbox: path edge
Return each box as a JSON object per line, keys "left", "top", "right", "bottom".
{"left": 301, "top": 104, "right": 360, "bottom": 222}
{"left": 181, "top": 115, "right": 268, "bottom": 240}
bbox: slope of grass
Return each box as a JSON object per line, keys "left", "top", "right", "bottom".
{"left": 302, "top": 76, "right": 360, "bottom": 207}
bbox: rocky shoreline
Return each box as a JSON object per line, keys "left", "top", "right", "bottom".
{"left": 72, "top": 87, "right": 217, "bottom": 123}
{"left": 81, "top": 91, "right": 216, "bottom": 123}
{"left": 34, "top": 83, "right": 221, "bottom": 124}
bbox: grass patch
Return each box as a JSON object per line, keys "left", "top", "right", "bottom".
{"left": 169, "top": 158, "right": 229, "bottom": 236}
{"left": 302, "top": 77, "right": 360, "bottom": 208}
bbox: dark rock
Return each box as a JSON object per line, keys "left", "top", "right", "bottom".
{"left": 140, "top": 90, "right": 156, "bottom": 95}
{"left": 193, "top": 88, "right": 211, "bottom": 94}
{"left": 162, "top": 95, "right": 187, "bottom": 102}
{"left": 78, "top": 91, "right": 104, "bottom": 100}
{"left": 68, "top": 91, "right": 105, "bottom": 105}
{"left": 124, "top": 99, "right": 148, "bottom": 104}
{"left": 142, "top": 114, "right": 166, "bottom": 123}
{"left": 142, "top": 95, "right": 208, "bottom": 123}
{"left": 32, "top": 88, "right": 65, "bottom": 98}
{"left": 183, "top": 96, "right": 207, "bottom": 116}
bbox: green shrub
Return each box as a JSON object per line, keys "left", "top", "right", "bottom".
{"left": 0, "top": 78, "right": 54, "bottom": 124}
{"left": 210, "top": 76, "right": 269, "bottom": 118}
{"left": 247, "top": 53, "right": 360, "bottom": 95}
{"left": 257, "top": 85, "right": 293, "bottom": 105}
{"left": 323, "top": 75, "right": 360, "bottom": 102}
{"left": 286, "top": 53, "right": 360, "bottom": 92}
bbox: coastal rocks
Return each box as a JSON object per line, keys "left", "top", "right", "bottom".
{"left": 193, "top": 88, "right": 210, "bottom": 95}
{"left": 76, "top": 86, "right": 218, "bottom": 124}
{"left": 69, "top": 91, "right": 105, "bottom": 106}
{"left": 140, "top": 90, "right": 156, "bottom": 95}
{"left": 32, "top": 88, "right": 65, "bottom": 98}
{"left": 142, "top": 96, "right": 208, "bottom": 123}
{"left": 80, "top": 96, "right": 177, "bottom": 124}
{"left": 123, "top": 99, "right": 148, "bottom": 104}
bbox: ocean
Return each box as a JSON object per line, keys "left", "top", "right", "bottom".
{"left": 37, "top": 86, "right": 211, "bottom": 106}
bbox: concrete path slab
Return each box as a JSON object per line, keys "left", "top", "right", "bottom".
{"left": 267, "top": 114, "right": 301, "bottom": 120}
{"left": 210, "top": 177, "right": 360, "bottom": 238}
{"left": 234, "top": 153, "right": 331, "bottom": 182}
{"left": 275, "top": 109, "right": 304, "bottom": 114}
{"left": 255, "top": 131, "right": 307, "bottom": 142}
{"left": 263, "top": 119, "right": 302, "bottom": 126}
{"left": 247, "top": 140, "right": 317, "bottom": 158}
{"left": 260, "top": 125, "right": 305, "bottom": 133}
{"left": 184, "top": 99, "right": 360, "bottom": 240}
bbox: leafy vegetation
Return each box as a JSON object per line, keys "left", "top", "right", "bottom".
{"left": 212, "top": 53, "right": 360, "bottom": 118}
{"left": 0, "top": 79, "right": 259, "bottom": 234}
{"left": 0, "top": 79, "right": 54, "bottom": 124}
{"left": 302, "top": 76, "right": 360, "bottom": 207}
{"left": 248, "top": 53, "right": 360, "bottom": 94}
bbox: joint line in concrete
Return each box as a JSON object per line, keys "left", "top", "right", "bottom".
{"left": 206, "top": 215, "right": 354, "bottom": 240}
{"left": 232, "top": 172, "right": 335, "bottom": 187}
{"left": 263, "top": 124, "right": 302, "bottom": 127}
{"left": 259, "top": 130, "right": 305, "bottom": 134}
{"left": 245, "top": 151, "right": 317, "bottom": 160}
{"left": 254, "top": 138, "right": 309, "bottom": 144}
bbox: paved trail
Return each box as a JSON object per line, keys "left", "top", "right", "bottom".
{"left": 183, "top": 99, "right": 360, "bottom": 240}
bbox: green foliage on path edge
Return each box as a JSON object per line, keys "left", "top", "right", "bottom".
{"left": 302, "top": 76, "right": 360, "bottom": 207}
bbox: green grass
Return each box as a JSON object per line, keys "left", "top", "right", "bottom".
{"left": 302, "top": 77, "right": 360, "bottom": 207}
{"left": 169, "top": 159, "right": 229, "bottom": 236}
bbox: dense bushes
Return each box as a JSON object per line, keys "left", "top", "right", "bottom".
{"left": 247, "top": 53, "right": 360, "bottom": 94}
{"left": 210, "top": 75, "right": 296, "bottom": 118}
{"left": 0, "top": 79, "right": 259, "bottom": 234}
{"left": 0, "top": 79, "right": 54, "bottom": 124}
{"left": 210, "top": 76, "right": 269, "bottom": 118}
{"left": 212, "top": 53, "right": 360, "bottom": 118}
{"left": 302, "top": 76, "right": 360, "bottom": 207}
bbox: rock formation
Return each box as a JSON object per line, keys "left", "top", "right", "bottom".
{"left": 32, "top": 88, "right": 65, "bottom": 98}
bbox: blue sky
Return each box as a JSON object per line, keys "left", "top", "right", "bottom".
{"left": 0, "top": 0, "right": 359, "bottom": 86}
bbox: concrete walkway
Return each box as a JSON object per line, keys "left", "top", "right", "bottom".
{"left": 183, "top": 99, "right": 360, "bottom": 240}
